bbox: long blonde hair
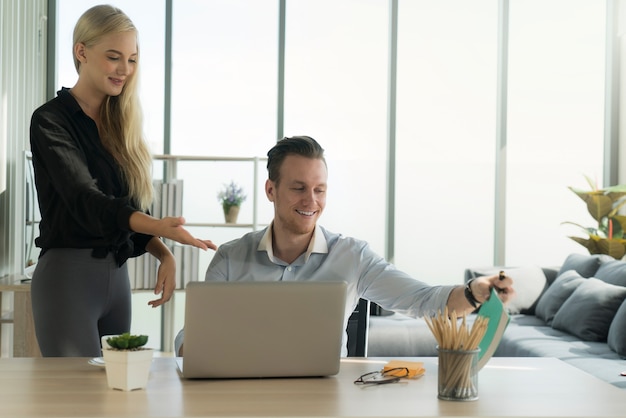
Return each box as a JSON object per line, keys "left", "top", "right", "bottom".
{"left": 73, "top": 5, "right": 153, "bottom": 210}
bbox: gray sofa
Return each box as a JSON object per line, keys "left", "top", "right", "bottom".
{"left": 367, "top": 253, "right": 626, "bottom": 389}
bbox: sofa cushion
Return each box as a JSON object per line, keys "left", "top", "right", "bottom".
{"left": 593, "top": 259, "right": 626, "bottom": 287}
{"left": 607, "top": 299, "right": 626, "bottom": 357}
{"left": 535, "top": 270, "right": 586, "bottom": 325}
{"left": 466, "top": 266, "right": 546, "bottom": 315}
{"left": 496, "top": 316, "right": 616, "bottom": 358}
{"left": 552, "top": 278, "right": 626, "bottom": 342}
{"left": 557, "top": 253, "right": 602, "bottom": 278}
{"left": 494, "top": 315, "right": 626, "bottom": 388}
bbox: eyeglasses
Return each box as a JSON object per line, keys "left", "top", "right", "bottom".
{"left": 353, "top": 367, "right": 410, "bottom": 385}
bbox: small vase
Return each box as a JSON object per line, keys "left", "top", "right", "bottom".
{"left": 224, "top": 205, "right": 240, "bottom": 223}
{"left": 102, "top": 348, "right": 153, "bottom": 391}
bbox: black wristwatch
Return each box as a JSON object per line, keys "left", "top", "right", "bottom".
{"left": 464, "top": 278, "right": 481, "bottom": 308}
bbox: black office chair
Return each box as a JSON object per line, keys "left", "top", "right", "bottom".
{"left": 346, "top": 298, "right": 370, "bottom": 357}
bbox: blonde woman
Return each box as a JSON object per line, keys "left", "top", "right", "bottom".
{"left": 29, "top": 4, "right": 216, "bottom": 356}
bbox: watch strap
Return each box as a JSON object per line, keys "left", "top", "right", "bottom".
{"left": 464, "top": 278, "right": 481, "bottom": 308}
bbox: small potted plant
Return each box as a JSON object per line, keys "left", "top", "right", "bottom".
{"left": 218, "top": 180, "right": 247, "bottom": 223}
{"left": 101, "top": 333, "right": 153, "bottom": 391}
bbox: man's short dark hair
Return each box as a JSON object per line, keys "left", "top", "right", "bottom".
{"left": 267, "top": 136, "right": 326, "bottom": 184}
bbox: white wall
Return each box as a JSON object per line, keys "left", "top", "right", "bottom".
{"left": 0, "top": 0, "right": 47, "bottom": 356}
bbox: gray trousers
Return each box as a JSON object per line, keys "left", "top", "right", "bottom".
{"left": 31, "top": 248, "right": 132, "bottom": 357}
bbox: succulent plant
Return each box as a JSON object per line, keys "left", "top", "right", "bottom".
{"left": 106, "top": 333, "right": 149, "bottom": 351}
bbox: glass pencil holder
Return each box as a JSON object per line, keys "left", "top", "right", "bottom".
{"left": 437, "top": 346, "right": 479, "bottom": 401}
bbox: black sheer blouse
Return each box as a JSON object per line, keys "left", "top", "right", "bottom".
{"left": 29, "top": 88, "right": 152, "bottom": 266}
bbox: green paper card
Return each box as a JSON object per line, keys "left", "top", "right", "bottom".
{"left": 477, "top": 287, "right": 510, "bottom": 370}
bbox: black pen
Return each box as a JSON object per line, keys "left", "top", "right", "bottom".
{"left": 496, "top": 270, "right": 506, "bottom": 293}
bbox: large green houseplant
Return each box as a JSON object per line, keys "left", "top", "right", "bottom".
{"left": 563, "top": 177, "right": 626, "bottom": 259}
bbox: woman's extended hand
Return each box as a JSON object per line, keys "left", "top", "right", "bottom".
{"left": 130, "top": 212, "right": 218, "bottom": 251}
{"left": 158, "top": 216, "right": 218, "bottom": 251}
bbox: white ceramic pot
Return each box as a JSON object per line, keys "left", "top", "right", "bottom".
{"left": 102, "top": 348, "right": 154, "bottom": 391}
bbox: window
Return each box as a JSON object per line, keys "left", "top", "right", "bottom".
{"left": 56, "top": 0, "right": 165, "bottom": 153}
{"left": 395, "top": 0, "right": 497, "bottom": 280}
{"left": 170, "top": 0, "right": 278, "bottom": 158}
{"left": 505, "top": 0, "right": 605, "bottom": 266}
{"left": 283, "top": 0, "right": 389, "bottom": 253}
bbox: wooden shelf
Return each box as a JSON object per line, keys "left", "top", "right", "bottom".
{"left": 148, "top": 155, "right": 268, "bottom": 353}
{"left": 186, "top": 223, "right": 260, "bottom": 228}
{"left": 0, "top": 274, "right": 40, "bottom": 357}
{"left": 0, "top": 310, "right": 13, "bottom": 323}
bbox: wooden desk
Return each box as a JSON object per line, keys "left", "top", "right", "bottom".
{"left": 0, "top": 275, "right": 40, "bottom": 357}
{"left": 0, "top": 357, "right": 623, "bottom": 417}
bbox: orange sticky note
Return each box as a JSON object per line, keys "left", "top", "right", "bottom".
{"left": 383, "top": 359, "right": 425, "bottom": 378}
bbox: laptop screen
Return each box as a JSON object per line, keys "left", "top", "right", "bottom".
{"left": 180, "top": 280, "right": 348, "bottom": 379}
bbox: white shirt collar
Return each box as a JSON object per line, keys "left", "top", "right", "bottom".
{"left": 258, "top": 222, "right": 328, "bottom": 264}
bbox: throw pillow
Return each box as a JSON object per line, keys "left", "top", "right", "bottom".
{"left": 593, "top": 259, "right": 626, "bottom": 287}
{"left": 557, "top": 253, "right": 602, "bottom": 278}
{"left": 534, "top": 270, "right": 586, "bottom": 325}
{"left": 466, "top": 266, "right": 546, "bottom": 315}
{"left": 552, "top": 278, "right": 626, "bottom": 342}
{"left": 608, "top": 299, "right": 626, "bottom": 357}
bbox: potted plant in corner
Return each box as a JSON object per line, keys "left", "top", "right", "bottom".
{"left": 563, "top": 176, "right": 626, "bottom": 259}
{"left": 218, "top": 180, "right": 247, "bottom": 224}
{"left": 102, "top": 333, "right": 153, "bottom": 391}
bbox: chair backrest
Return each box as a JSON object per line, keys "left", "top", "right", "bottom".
{"left": 346, "top": 298, "right": 370, "bottom": 357}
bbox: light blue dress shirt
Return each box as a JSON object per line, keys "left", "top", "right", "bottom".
{"left": 175, "top": 223, "right": 455, "bottom": 356}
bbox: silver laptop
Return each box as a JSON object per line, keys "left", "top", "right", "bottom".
{"left": 177, "top": 280, "right": 347, "bottom": 379}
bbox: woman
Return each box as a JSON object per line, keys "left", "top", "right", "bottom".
{"left": 29, "top": 4, "right": 216, "bottom": 356}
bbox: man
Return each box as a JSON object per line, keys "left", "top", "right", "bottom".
{"left": 175, "top": 136, "right": 514, "bottom": 356}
